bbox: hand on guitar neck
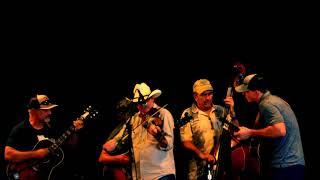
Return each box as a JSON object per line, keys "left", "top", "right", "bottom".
{"left": 224, "top": 96, "right": 235, "bottom": 118}
{"left": 73, "top": 118, "right": 84, "bottom": 131}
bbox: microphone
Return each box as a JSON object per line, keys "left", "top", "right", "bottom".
{"left": 176, "top": 112, "right": 193, "bottom": 127}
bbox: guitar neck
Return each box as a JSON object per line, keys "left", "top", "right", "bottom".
{"left": 56, "top": 125, "right": 76, "bottom": 146}
{"left": 49, "top": 125, "right": 76, "bottom": 152}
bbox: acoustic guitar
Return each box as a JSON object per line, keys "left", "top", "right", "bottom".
{"left": 6, "top": 106, "right": 98, "bottom": 180}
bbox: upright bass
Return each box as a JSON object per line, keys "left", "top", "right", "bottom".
{"left": 211, "top": 62, "right": 261, "bottom": 180}
{"left": 209, "top": 62, "right": 246, "bottom": 180}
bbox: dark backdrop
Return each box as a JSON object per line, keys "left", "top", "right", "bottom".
{"left": 1, "top": 55, "right": 315, "bottom": 179}
{"left": 1, "top": 12, "right": 317, "bottom": 179}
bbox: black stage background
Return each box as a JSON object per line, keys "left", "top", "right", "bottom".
{"left": 0, "top": 15, "right": 317, "bottom": 179}
{"left": 1, "top": 56, "right": 315, "bottom": 179}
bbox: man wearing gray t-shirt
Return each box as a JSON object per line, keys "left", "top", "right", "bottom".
{"left": 234, "top": 74, "right": 305, "bottom": 180}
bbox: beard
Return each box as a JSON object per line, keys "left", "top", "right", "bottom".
{"left": 199, "top": 101, "right": 213, "bottom": 111}
{"left": 43, "top": 117, "right": 51, "bottom": 128}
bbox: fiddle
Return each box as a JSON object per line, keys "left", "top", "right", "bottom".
{"left": 137, "top": 104, "right": 169, "bottom": 148}
{"left": 140, "top": 108, "right": 163, "bottom": 128}
{"left": 136, "top": 104, "right": 168, "bottom": 129}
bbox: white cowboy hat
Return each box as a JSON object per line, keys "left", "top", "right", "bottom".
{"left": 132, "top": 83, "right": 161, "bottom": 103}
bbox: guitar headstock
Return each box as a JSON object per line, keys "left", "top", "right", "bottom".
{"left": 79, "top": 105, "right": 99, "bottom": 122}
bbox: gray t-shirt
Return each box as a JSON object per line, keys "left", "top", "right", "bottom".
{"left": 259, "top": 91, "right": 305, "bottom": 168}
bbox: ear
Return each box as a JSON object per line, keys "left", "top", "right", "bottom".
{"left": 28, "top": 97, "right": 40, "bottom": 109}
{"left": 252, "top": 90, "right": 261, "bottom": 99}
{"left": 193, "top": 93, "right": 199, "bottom": 101}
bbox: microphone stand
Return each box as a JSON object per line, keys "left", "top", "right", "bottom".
{"left": 124, "top": 117, "right": 137, "bottom": 180}
{"left": 123, "top": 100, "right": 138, "bottom": 180}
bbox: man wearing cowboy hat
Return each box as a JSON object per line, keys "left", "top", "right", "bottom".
{"left": 99, "top": 83, "right": 176, "bottom": 180}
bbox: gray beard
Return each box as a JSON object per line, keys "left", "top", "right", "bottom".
{"left": 44, "top": 118, "right": 51, "bottom": 128}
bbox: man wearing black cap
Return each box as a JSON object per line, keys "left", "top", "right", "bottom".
{"left": 4, "top": 94, "right": 84, "bottom": 180}
{"left": 234, "top": 74, "right": 305, "bottom": 180}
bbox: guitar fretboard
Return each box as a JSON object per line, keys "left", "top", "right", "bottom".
{"left": 47, "top": 107, "right": 96, "bottom": 153}
{"left": 49, "top": 126, "right": 76, "bottom": 153}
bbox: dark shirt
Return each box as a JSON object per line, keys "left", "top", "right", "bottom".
{"left": 6, "top": 120, "right": 53, "bottom": 150}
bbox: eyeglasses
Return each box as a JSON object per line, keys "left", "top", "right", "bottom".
{"left": 40, "top": 100, "right": 51, "bottom": 105}
{"left": 200, "top": 91, "right": 213, "bottom": 97}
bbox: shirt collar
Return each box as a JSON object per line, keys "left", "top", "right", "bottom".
{"left": 259, "top": 90, "right": 271, "bottom": 103}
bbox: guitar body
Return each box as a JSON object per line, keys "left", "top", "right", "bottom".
{"left": 6, "top": 139, "right": 64, "bottom": 180}
{"left": 100, "top": 149, "right": 130, "bottom": 180}
{"left": 108, "top": 139, "right": 130, "bottom": 156}
{"left": 7, "top": 162, "right": 42, "bottom": 180}
{"left": 231, "top": 142, "right": 261, "bottom": 179}
{"left": 102, "top": 165, "right": 129, "bottom": 180}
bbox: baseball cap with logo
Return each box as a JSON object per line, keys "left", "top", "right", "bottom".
{"left": 28, "top": 94, "right": 58, "bottom": 110}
